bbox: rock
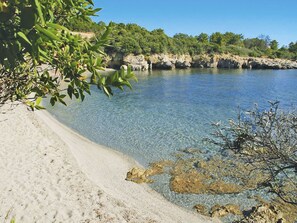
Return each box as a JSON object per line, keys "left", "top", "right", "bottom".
{"left": 170, "top": 172, "right": 206, "bottom": 194}
{"left": 191, "top": 54, "right": 218, "bottom": 68}
{"left": 246, "top": 57, "right": 297, "bottom": 69}
{"left": 154, "top": 60, "right": 175, "bottom": 70}
{"left": 194, "top": 204, "right": 209, "bottom": 216}
{"left": 107, "top": 53, "right": 124, "bottom": 69}
{"left": 107, "top": 52, "right": 297, "bottom": 71}
{"left": 148, "top": 160, "right": 174, "bottom": 175}
{"left": 170, "top": 170, "right": 243, "bottom": 194}
{"left": 210, "top": 204, "right": 242, "bottom": 218}
{"left": 123, "top": 54, "right": 149, "bottom": 71}
{"left": 210, "top": 205, "right": 228, "bottom": 218}
{"left": 217, "top": 58, "right": 242, "bottom": 69}
{"left": 149, "top": 54, "right": 193, "bottom": 70}
{"left": 176, "top": 60, "right": 191, "bottom": 69}
{"left": 208, "top": 180, "right": 243, "bottom": 194}
{"left": 125, "top": 167, "right": 153, "bottom": 184}
{"left": 237, "top": 204, "right": 285, "bottom": 223}
{"left": 126, "top": 161, "right": 173, "bottom": 184}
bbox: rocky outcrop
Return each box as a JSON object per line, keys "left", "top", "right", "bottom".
{"left": 235, "top": 204, "right": 285, "bottom": 223}
{"left": 210, "top": 204, "right": 242, "bottom": 218}
{"left": 123, "top": 54, "right": 149, "bottom": 71}
{"left": 149, "top": 54, "right": 192, "bottom": 70}
{"left": 106, "top": 53, "right": 297, "bottom": 70}
{"left": 194, "top": 204, "right": 208, "bottom": 216}
{"left": 126, "top": 160, "right": 173, "bottom": 184}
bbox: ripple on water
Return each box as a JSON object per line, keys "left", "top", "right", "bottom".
{"left": 45, "top": 69, "right": 297, "bottom": 221}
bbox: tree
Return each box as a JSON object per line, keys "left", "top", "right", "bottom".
{"left": 210, "top": 32, "right": 225, "bottom": 46}
{"left": 270, "top": 40, "right": 279, "bottom": 50}
{"left": 197, "top": 33, "right": 209, "bottom": 44}
{"left": 210, "top": 102, "right": 297, "bottom": 204}
{"left": 0, "top": 0, "right": 136, "bottom": 109}
{"left": 258, "top": 34, "right": 271, "bottom": 47}
{"left": 243, "top": 38, "right": 268, "bottom": 51}
{"left": 223, "top": 32, "right": 243, "bottom": 46}
{"left": 288, "top": 41, "right": 297, "bottom": 52}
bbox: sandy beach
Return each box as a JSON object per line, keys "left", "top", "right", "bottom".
{"left": 0, "top": 102, "right": 219, "bottom": 223}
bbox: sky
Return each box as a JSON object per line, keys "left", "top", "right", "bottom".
{"left": 93, "top": 0, "right": 297, "bottom": 47}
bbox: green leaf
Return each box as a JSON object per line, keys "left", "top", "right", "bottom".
{"left": 93, "top": 8, "right": 102, "bottom": 13}
{"left": 67, "top": 85, "right": 73, "bottom": 99}
{"left": 38, "top": 46, "right": 51, "bottom": 60}
{"left": 46, "top": 22, "right": 69, "bottom": 31}
{"left": 35, "top": 105, "right": 45, "bottom": 110}
{"left": 36, "top": 24, "right": 59, "bottom": 41}
{"left": 35, "top": 96, "right": 42, "bottom": 105}
{"left": 50, "top": 97, "right": 56, "bottom": 106}
{"left": 103, "top": 86, "right": 111, "bottom": 97}
{"left": 58, "top": 97, "right": 67, "bottom": 106}
{"left": 34, "top": 0, "right": 45, "bottom": 26}
{"left": 17, "top": 32, "right": 32, "bottom": 46}
{"left": 86, "top": 0, "right": 94, "bottom": 5}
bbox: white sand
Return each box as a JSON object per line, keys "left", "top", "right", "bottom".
{"left": 0, "top": 102, "right": 219, "bottom": 223}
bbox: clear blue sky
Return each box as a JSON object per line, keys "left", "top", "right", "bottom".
{"left": 93, "top": 0, "right": 297, "bottom": 47}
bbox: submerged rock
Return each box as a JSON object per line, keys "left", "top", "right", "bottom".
{"left": 168, "top": 157, "right": 264, "bottom": 195}
{"left": 170, "top": 171, "right": 243, "bottom": 194}
{"left": 194, "top": 204, "right": 209, "bottom": 216}
{"left": 236, "top": 204, "right": 285, "bottom": 223}
{"left": 210, "top": 204, "right": 242, "bottom": 218}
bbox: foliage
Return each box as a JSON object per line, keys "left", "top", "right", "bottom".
{"left": 98, "top": 23, "right": 297, "bottom": 60}
{"left": 243, "top": 38, "right": 268, "bottom": 51}
{"left": 0, "top": 0, "right": 136, "bottom": 109}
{"left": 210, "top": 102, "right": 297, "bottom": 204}
{"left": 270, "top": 40, "right": 279, "bottom": 51}
{"left": 64, "top": 17, "right": 297, "bottom": 60}
{"left": 64, "top": 16, "right": 103, "bottom": 34}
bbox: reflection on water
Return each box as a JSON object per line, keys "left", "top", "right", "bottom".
{"left": 135, "top": 68, "right": 246, "bottom": 77}
{"left": 45, "top": 68, "right": 297, "bottom": 221}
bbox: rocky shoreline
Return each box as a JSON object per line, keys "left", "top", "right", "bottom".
{"left": 106, "top": 53, "right": 297, "bottom": 71}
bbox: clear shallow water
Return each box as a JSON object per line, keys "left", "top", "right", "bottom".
{"left": 45, "top": 68, "right": 297, "bottom": 219}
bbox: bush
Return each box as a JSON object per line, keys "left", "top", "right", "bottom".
{"left": 210, "top": 102, "right": 297, "bottom": 204}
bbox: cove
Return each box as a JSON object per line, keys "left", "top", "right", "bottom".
{"left": 45, "top": 68, "right": 297, "bottom": 220}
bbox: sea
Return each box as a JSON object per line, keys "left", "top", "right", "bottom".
{"left": 45, "top": 68, "right": 297, "bottom": 221}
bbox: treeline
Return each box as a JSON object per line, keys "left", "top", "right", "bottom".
{"left": 66, "top": 19, "right": 297, "bottom": 60}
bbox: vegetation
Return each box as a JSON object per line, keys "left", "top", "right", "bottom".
{"left": 0, "top": 0, "right": 136, "bottom": 109}
{"left": 65, "top": 20, "right": 297, "bottom": 60}
{"left": 210, "top": 102, "right": 297, "bottom": 205}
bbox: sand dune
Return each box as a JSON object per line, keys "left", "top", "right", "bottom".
{"left": 0, "top": 102, "right": 218, "bottom": 223}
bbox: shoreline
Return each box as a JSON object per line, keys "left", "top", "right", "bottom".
{"left": 0, "top": 102, "right": 218, "bottom": 222}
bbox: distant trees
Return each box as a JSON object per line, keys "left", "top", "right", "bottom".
{"left": 105, "top": 24, "right": 173, "bottom": 55}
{"left": 224, "top": 32, "right": 243, "bottom": 45}
{"left": 209, "top": 32, "right": 243, "bottom": 46}
{"left": 243, "top": 38, "right": 267, "bottom": 51}
{"left": 209, "top": 32, "right": 225, "bottom": 46}
{"left": 67, "top": 21, "right": 297, "bottom": 60}
{"left": 289, "top": 42, "right": 297, "bottom": 52}
{"left": 270, "top": 40, "right": 279, "bottom": 51}
{"left": 197, "top": 33, "right": 209, "bottom": 44}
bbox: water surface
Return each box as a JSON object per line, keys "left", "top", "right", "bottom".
{"left": 45, "top": 68, "right": 297, "bottom": 219}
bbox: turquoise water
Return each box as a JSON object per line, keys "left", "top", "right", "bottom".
{"left": 46, "top": 68, "right": 297, "bottom": 219}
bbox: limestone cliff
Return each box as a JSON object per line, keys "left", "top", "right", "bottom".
{"left": 106, "top": 53, "right": 297, "bottom": 70}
